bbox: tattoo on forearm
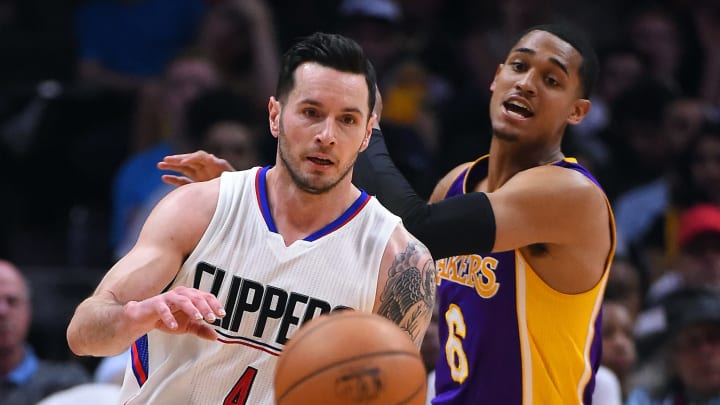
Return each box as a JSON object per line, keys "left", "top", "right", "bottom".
{"left": 378, "top": 241, "right": 436, "bottom": 344}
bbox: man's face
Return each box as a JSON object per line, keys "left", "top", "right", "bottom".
{"left": 679, "top": 232, "right": 720, "bottom": 287}
{"left": 0, "top": 262, "right": 30, "bottom": 353}
{"left": 163, "top": 59, "right": 220, "bottom": 122}
{"left": 601, "top": 302, "right": 637, "bottom": 377}
{"left": 672, "top": 322, "right": 720, "bottom": 396}
{"left": 269, "top": 62, "right": 374, "bottom": 194}
{"left": 204, "top": 122, "right": 260, "bottom": 171}
{"left": 489, "top": 30, "right": 588, "bottom": 143}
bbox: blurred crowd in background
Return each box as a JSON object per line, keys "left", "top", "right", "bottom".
{"left": 1, "top": 0, "right": 720, "bottom": 403}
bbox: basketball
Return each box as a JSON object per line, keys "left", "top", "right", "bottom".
{"left": 274, "top": 311, "right": 427, "bottom": 405}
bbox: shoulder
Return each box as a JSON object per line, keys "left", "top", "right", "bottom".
{"left": 385, "top": 224, "right": 433, "bottom": 261}
{"left": 504, "top": 163, "right": 608, "bottom": 209}
{"left": 157, "top": 178, "right": 220, "bottom": 221}
{"left": 136, "top": 178, "right": 221, "bottom": 252}
{"left": 379, "top": 224, "right": 435, "bottom": 288}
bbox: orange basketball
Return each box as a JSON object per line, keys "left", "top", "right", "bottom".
{"left": 274, "top": 311, "right": 427, "bottom": 405}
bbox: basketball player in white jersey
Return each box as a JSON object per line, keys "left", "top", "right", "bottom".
{"left": 66, "top": 32, "right": 436, "bottom": 405}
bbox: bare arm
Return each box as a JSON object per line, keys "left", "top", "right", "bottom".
{"left": 486, "top": 165, "right": 609, "bottom": 251}
{"left": 66, "top": 180, "right": 226, "bottom": 356}
{"left": 486, "top": 165, "right": 612, "bottom": 293}
{"left": 373, "top": 226, "right": 436, "bottom": 348}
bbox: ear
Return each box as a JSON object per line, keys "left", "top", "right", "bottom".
{"left": 359, "top": 114, "right": 377, "bottom": 153}
{"left": 268, "top": 97, "right": 281, "bottom": 138}
{"left": 489, "top": 64, "right": 503, "bottom": 92}
{"left": 566, "top": 98, "right": 591, "bottom": 126}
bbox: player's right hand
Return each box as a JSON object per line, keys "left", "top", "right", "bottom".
{"left": 158, "top": 150, "right": 235, "bottom": 186}
{"left": 124, "top": 286, "right": 226, "bottom": 340}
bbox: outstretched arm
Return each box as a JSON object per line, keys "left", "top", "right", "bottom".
{"left": 354, "top": 129, "right": 496, "bottom": 259}
{"left": 67, "top": 181, "right": 226, "bottom": 356}
{"left": 157, "top": 130, "right": 496, "bottom": 259}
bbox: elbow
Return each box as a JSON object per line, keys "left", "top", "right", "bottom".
{"left": 66, "top": 319, "right": 87, "bottom": 356}
{"left": 65, "top": 324, "right": 85, "bottom": 356}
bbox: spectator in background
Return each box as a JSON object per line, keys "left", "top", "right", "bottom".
{"left": 0, "top": 260, "right": 90, "bottom": 404}
{"left": 568, "top": 44, "right": 646, "bottom": 173}
{"left": 669, "top": 120, "right": 720, "bottom": 223}
{"left": 73, "top": 0, "right": 206, "bottom": 93}
{"left": 195, "top": 0, "right": 280, "bottom": 115}
{"left": 336, "top": 0, "right": 447, "bottom": 198}
{"left": 183, "top": 87, "right": 267, "bottom": 171}
{"left": 605, "top": 256, "right": 645, "bottom": 321}
{"left": 132, "top": 0, "right": 280, "bottom": 152}
{"left": 627, "top": 287, "right": 720, "bottom": 405}
{"left": 116, "top": 87, "right": 266, "bottom": 258}
{"left": 644, "top": 203, "right": 720, "bottom": 305}
{"left": 619, "top": 101, "right": 715, "bottom": 273}
{"left": 605, "top": 79, "right": 678, "bottom": 270}
{"left": 692, "top": 0, "right": 720, "bottom": 107}
{"left": 111, "top": 52, "right": 220, "bottom": 258}
{"left": 623, "top": 3, "right": 700, "bottom": 97}
{"left": 600, "top": 299, "right": 638, "bottom": 400}
{"left": 601, "top": 79, "right": 677, "bottom": 202}
{"left": 336, "top": 0, "right": 406, "bottom": 85}
{"left": 131, "top": 48, "right": 221, "bottom": 152}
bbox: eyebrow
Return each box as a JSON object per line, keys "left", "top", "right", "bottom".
{"left": 299, "top": 98, "right": 364, "bottom": 115}
{"left": 513, "top": 47, "right": 569, "bottom": 76}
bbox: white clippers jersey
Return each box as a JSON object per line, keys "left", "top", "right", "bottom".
{"left": 118, "top": 166, "right": 401, "bottom": 405}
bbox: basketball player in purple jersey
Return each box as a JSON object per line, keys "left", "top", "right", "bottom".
{"left": 160, "top": 24, "right": 615, "bottom": 404}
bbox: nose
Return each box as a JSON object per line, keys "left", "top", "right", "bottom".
{"left": 515, "top": 70, "right": 537, "bottom": 96}
{"left": 315, "top": 118, "right": 336, "bottom": 145}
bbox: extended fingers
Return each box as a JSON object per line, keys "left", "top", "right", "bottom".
{"left": 170, "top": 287, "right": 225, "bottom": 323}
{"left": 161, "top": 174, "right": 193, "bottom": 186}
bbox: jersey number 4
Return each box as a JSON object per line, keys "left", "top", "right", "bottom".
{"left": 223, "top": 366, "right": 258, "bottom": 405}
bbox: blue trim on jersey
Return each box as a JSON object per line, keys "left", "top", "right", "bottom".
{"left": 131, "top": 334, "right": 149, "bottom": 387}
{"left": 255, "top": 166, "right": 372, "bottom": 242}
{"left": 304, "top": 191, "right": 370, "bottom": 241}
{"left": 256, "top": 166, "right": 277, "bottom": 233}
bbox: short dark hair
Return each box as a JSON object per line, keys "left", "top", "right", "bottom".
{"left": 275, "top": 32, "right": 376, "bottom": 117}
{"left": 517, "top": 24, "right": 599, "bottom": 99}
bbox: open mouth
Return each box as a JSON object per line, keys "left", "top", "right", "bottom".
{"left": 503, "top": 101, "right": 534, "bottom": 118}
{"left": 308, "top": 156, "right": 332, "bottom": 166}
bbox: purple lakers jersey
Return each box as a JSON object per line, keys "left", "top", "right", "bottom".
{"left": 433, "top": 157, "right": 616, "bottom": 405}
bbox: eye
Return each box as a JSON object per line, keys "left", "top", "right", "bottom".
{"left": 303, "top": 108, "right": 319, "bottom": 118}
{"left": 510, "top": 61, "right": 526, "bottom": 72}
{"left": 545, "top": 76, "right": 559, "bottom": 86}
{"left": 341, "top": 115, "right": 357, "bottom": 125}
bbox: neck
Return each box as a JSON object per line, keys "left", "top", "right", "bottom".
{"left": 486, "top": 136, "right": 564, "bottom": 191}
{"left": 265, "top": 167, "right": 360, "bottom": 244}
